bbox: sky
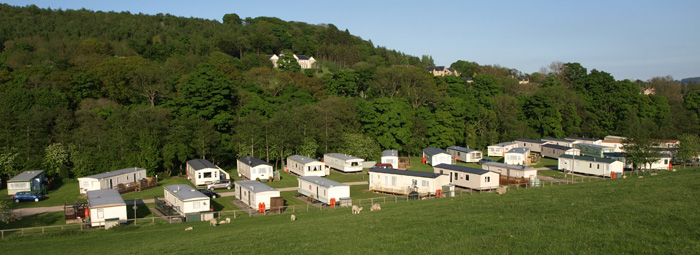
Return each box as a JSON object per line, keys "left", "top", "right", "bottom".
{"left": 3, "top": 0, "right": 700, "bottom": 81}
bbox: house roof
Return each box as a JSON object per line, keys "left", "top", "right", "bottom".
{"left": 87, "top": 189, "right": 125, "bottom": 208}
{"left": 559, "top": 154, "right": 618, "bottom": 164}
{"left": 235, "top": 180, "right": 278, "bottom": 193}
{"left": 82, "top": 167, "right": 145, "bottom": 180}
{"left": 565, "top": 137, "right": 601, "bottom": 142}
{"left": 382, "top": 150, "right": 398, "bottom": 157}
{"left": 506, "top": 148, "right": 530, "bottom": 154}
{"left": 575, "top": 144, "right": 614, "bottom": 149}
{"left": 446, "top": 146, "right": 479, "bottom": 153}
{"left": 370, "top": 168, "right": 442, "bottom": 178}
{"left": 186, "top": 159, "right": 217, "bottom": 170}
{"left": 515, "top": 138, "right": 547, "bottom": 144}
{"left": 542, "top": 137, "right": 571, "bottom": 143}
{"left": 288, "top": 155, "right": 321, "bottom": 165}
{"left": 325, "top": 153, "right": 363, "bottom": 161}
{"left": 482, "top": 162, "right": 534, "bottom": 171}
{"left": 297, "top": 176, "right": 346, "bottom": 188}
{"left": 489, "top": 142, "right": 518, "bottom": 147}
{"left": 238, "top": 157, "right": 271, "bottom": 168}
{"left": 164, "top": 184, "right": 209, "bottom": 201}
{"left": 423, "top": 147, "right": 449, "bottom": 156}
{"left": 8, "top": 170, "right": 44, "bottom": 182}
{"left": 542, "top": 144, "right": 574, "bottom": 150}
{"left": 603, "top": 152, "right": 627, "bottom": 158}
{"left": 296, "top": 55, "right": 311, "bottom": 60}
{"left": 434, "top": 164, "right": 490, "bottom": 175}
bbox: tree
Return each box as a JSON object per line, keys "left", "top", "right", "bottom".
{"left": 450, "top": 60, "right": 479, "bottom": 77}
{"left": 174, "top": 64, "right": 236, "bottom": 132}
{"left": 276, "top": 50, "right": 301, "bottom": 73}
{"left": 42, "top": 143, "right": 70, "bottom": 178}
{"left": 677, "top": 134, "right": 700, "bottom": 165}
{"left": 357, "top": 98, "right": 413, "bottom": 151}
{"left": 0, "top": 149, "right": 20, "bottom": 180}
{"left": 339, "top": 133, "right": 381, "bottom": 161}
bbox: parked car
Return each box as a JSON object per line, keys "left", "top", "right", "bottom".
{"left": 207, "top": 179, "right": 232, "bottom": 190}
{"left": 13, "top": 191, "right": 44, "bottom": 203}
{"left": 197, "top": 189, "right": 220, "bottom": 199}
{"left": 478, "top": 158, "right": 494, "bottom": 165}
{"left": 369, "top": 163, "right": 393, "bottom": 172}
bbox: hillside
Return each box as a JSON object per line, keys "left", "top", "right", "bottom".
{"left": 681, "top": 77, "right": 700, "bottom": 84}
{"left": 0, "top": 4, "right": 698, "bottom": 182}
{"left": 1, "top": 169, "right": 699, "bottom": 254}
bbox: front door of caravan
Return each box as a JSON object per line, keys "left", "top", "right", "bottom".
{"left": 108, "top": 179, "right": 113, "bottom": 189}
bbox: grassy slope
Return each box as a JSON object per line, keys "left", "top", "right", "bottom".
{"left": 1, "top": 168, "right": 698, "bottom": 254}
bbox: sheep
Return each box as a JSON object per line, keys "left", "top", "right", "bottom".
{"left": 185, "top": 227, "right": 193, "bottom": 231}
{"left": 219, "top": 220, "right": 226, "bottom": 225}
{"left": 638, "top": 176, "right": 644, "bottom": 179}
{"left": 290, "top": 214, "right": 296, "bottom": 221}
{"left": 370, "top": 203, "right": 381, "bottom": 212}
{"left": 225, "top": 218, "right": 231, "bottom": 224}
{"left": 352, "top": 205, "right": 363, "bottom": 214}
{"left": 210, "top": 218, "right": 218, "bottom": 227}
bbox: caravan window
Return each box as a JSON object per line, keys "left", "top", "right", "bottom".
{"left": 485, "top": 176, "right": 491, "bottom": 182}
{"left": 392, "top": 176, "right": 397, "bottom": 186}
{"left": 97, "top": 209, "right": 104, "bottom": 219}
{"left": 194, "top": 201, "right": 200, "bottom": 210}
{"left": 203, "top": 172, "right": 212, "bottom": 178}
{"left": 422, "top": 180, "right": 429, "bottom": 187}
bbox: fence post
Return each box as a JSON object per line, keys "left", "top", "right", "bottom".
{"left": 1, "top": 230, "right": 3, "bottom": 240}
{"left": 383, "top": 197, "right": 386, "bottom": 204}
{"left": 395, "top": 197, "right": 397, "bottom": 203}
{"left": 306, "top": 204, "right": 309, "bottom": 212}
{"left": 292, "top": 206, "right": 295, "bottom": 214}
{"left": 152, "top": 217, "right": 154, "bottom": 225}
{"left": 42, "top": 227, "right": 44, "bottom": 234}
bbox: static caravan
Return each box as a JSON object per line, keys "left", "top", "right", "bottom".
{"left": 604, "top": 152, "right": 672, "bottom": 170}
{"left": 381, "top": 150, "right": 399, "bottom": 169}
{"left": 541, "top": 137, "right": 574, "bottom": 147}
{"left": 234, "top": 180, "right": 280, "bottom": 210}
{"left": 186, "top": 159, "right": 229, "bottom": 186}
{"left": 487, "top": 142, "right": 519, "bottom": 157}
{"left": 541, "top": 144, "right": 580, "bottom": 159}
{"left": 7, "top": 170, "right": 45, "bottom": 196}
{"left": 652, "top": 139, "right": 680, "bottom": 149}
{"left": 446, "top": 146, "right": 483, "bottom": 163}
{"left": 237, "top": 156, "right": 274, "bottom": 180}
{"left": 504, "top": 148, "right": 531, "bottom": 166}
{"left": 297, "top": 176, "right": 350, "bottom": 205}
{"left": 423, "top": 147, "right": 452, "bottom": 166}
{"left": 369, "top": 168, "right": 449, "bottom": 196}
{"left": 574, "top": 144, "right": 615, "bottom": 158}
{"left": 87, "top": 189, "right": 127, "bottom": 229}
{"left": 481, "top": 162, "right": 538, "bottom": 179}
{"left": 514, "top": 139, "right": 549, "bottom": 153}
{"left": 565, "top": 137, "right": 602, "bottom": 145}
{"left": 433, "top": 164, "right": 500, "bottom": 191}
{"left": 287, "top": 155, "right": 328, "bottom": 176}
{"left": 78, "top": 167, "right": 147, "bottom": 194}
{"left": 163, "top": 184, "right": 211, "bottom": 219}
{"left": 558, "top": 154, "right": 623, "bottom": 177}
{"left": 600, "top": 139, "right": 626, "bottom": 152}
{"left": 324, "top": 153, "right": 364, "bottom": 173}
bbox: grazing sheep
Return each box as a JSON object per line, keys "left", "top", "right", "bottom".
{"left": 225, "top": 218, "right": 231, "bottom": 224}
{"left": 651, "top": 173, "right": 658, "bottom": 176}
{"left": 370, "top": 203, "right": 381, "bottom": 211}
{"left": 210, "top": 218, "right": 218, "bottom": 227}
{"left": 639, "top": 176, "right": 644, "bottom": 179}
{"left": 352, "top": 205, "right": 363, "bottom": 214}
{"left": 185, "top": 227, "right": 193, "bottom": 231}
{"left": 219, "top": 220, "right": 226, "bottom": 225}
{"left": 290, "top": 214, "right": 296, "bottom": 221}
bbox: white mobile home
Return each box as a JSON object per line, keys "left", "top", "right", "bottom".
{"left": 541, "top": 144, "right": 580, "bottom": 159}
{"left": 423, "top": 147, "right": 452, "bottom": 166}
{"left": 369, "top": 168, "right": 449, "bottom": 196}
{"left": 487, "top": 142, "right": 519, "bottom": 157}
{"left": 7, "top": 170, "right": 45, "bottom": 196}
{"left": 504, "top": 148, "right": 531, "bottom": 166}
{"left": 237, "top": 157, "right": 274, "bottom": 180}
{"left": 565, "top": 137, "right": 602, "bottom": 145}
{"left": 514, "top": 139, "right": 549, "bottom": 153}
{"left": 78, "top": 167, "right": 147, "bottom": 194}
{"left": 163, "top": 184, "right": 211, "bottom": 217}
{"left": 234, "top": 180, "right": 280, "bottom": 210}
{"left": 604, "top": 152, "right": 672, "bottom": 170}
{"left": 186, "top": 159, "right": 229, "bottom": 186}
{"left": 574, "top": 144, "right": 615, "bottom": 158}
{"left": 287, "top": 155, "right": 328, "bottom": 177}
{"left": 381, "top": 150, "right": 399, "bottom": 169}
{"left": 87, "top": 189, "right": 127, "bottom": 229}
{"left": 541, "top": 137, "right": 574, "bottom": 147}
{"left": 558, "top": 154, "right": 623, "bottom": 178}
{"left": 297, "top": 176, "right": 350, "bottom": 205}
{"left": 481, "top": 162, "right": 538, "bottom": 179}
{"left": 446, "top": 146, "right": 482, "bottom": 163}
{"left": 433, "top": 164, "right": 500, "bottom": 191}
{"left": 324, "top": 153, "right": 364, "bottom": 173}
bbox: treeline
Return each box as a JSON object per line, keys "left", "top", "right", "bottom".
{"left": 0, "top": 4, "right": 699, "bottom": 181}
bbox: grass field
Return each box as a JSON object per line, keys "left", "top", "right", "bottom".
{"left": 2, "top": 168, "right": 698, "bottom": 254}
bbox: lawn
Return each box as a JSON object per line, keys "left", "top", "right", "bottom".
{"left": 325, "top": 171, "right": 368, "bottom": 183}
{"left": 2, "top": 168, "right": 699, "bottom": 254}
{"left": 531, "top": 157, "right": 559, "bottom": 168}
{"left": 3, "top": 179, "right": 86, "bottom": 209}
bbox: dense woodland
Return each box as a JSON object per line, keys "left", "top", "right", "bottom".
{"left": 1, "top": 4, "right": 699, "bottom": 180}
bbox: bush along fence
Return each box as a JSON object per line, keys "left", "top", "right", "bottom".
{"left": 0, "top": 168, "right": 676, "bottom": 240}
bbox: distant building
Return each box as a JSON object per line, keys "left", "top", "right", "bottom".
{"left": 426, "top": 66, "right": 461, "bottom": 77}
{"left": 268, "top": 54, "right": 316, "bottom": 69}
